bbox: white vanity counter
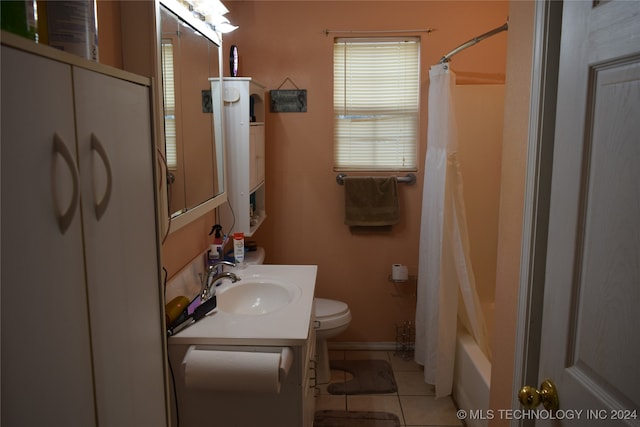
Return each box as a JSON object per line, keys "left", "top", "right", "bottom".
{"left": 168, "top": 264, "right": 317, "bottom": 346}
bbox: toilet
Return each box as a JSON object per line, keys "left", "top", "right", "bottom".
{"left": 248, "top": 247, "right": 352, "bottom": 384}
{"left": 314, "top": 297, "right": 352, "bottom": 384}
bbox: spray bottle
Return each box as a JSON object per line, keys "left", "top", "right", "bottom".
{"left": 208, "top": 224, "right": 224, "bottom": 261}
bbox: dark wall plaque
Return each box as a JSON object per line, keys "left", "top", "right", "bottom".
{"left": 270, "top": 89, "right": 307, "bottom": 112}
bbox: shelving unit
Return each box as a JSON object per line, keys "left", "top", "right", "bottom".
{"left": 216, "top": 77, "right": 266, "bottom": 236}
{"left": 388, "top": 275, "right": 417, "bottom": 298}
{"left": 395, "top": 321, "right": 415, "bottom": 360}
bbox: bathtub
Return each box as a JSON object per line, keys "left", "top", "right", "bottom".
{"left": 452, "top": 303, "right": 493, "bottom": 427}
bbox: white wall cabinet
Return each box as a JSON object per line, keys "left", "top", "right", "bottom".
{"left": 217, "top": 77, "right": 266, "bottom": 237}
{"left": 1, "top": 37, "right": 168, "bottom": 426}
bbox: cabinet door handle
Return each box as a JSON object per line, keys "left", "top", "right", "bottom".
{"left": 52, "top": 134, "right": 79, "bottom": 234}
{"left": 90, "top": 133, "right": 113, "bottom": 221}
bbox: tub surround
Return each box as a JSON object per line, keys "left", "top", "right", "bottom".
{"left": 453, "top": 328, "right": 491, "bottom": 427}
{"left": 452, "top": 302, "right": 495, "bottom": 426}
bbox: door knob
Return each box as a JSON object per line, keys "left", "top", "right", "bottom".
{"left": 518, "top": 379, "right": 559, "bottom": 411}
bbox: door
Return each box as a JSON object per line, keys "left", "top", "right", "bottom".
{"left": 530, "top": 1, "right": 640, "bottom": 424}
{"left": 1, "top": 46, "right": 96, "bottom": 425}
{"left": 73, "top": 67, "right": 168, "bottom": 426}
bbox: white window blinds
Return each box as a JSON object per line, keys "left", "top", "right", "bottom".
{"left": 334, "top": 37, "right": 420, "bottom": 171}
{"left": 161, "top": 40, "right": 178, "bottom": 170}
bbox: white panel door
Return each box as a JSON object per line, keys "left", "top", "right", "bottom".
{"left": 1, "top": 46, "right": 96, "bottom": 426}
{"left": 536, "top": 1, "right": 640, "bottom": 425}
{"left": 73, "top": 67, "right": 168, "bottom": 426}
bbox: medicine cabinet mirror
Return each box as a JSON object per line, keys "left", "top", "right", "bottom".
{"left": 159, "top": 0, "right": 226, "bottom": 231}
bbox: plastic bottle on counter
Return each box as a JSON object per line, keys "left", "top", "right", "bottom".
{"left": 44, "top": 0, "right": 99, "bottom": 61}
{"left": 165, "top": 296, "right": 190, "bottom": 328}
{"left": 233, "top": 232, "right": 245, "bottom": 266}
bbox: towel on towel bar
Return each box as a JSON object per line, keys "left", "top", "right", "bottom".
{"left": 344, "top": 176, "right": 400, "bottom": 226}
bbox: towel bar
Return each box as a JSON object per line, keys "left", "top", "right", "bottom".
{"left": 336, "top": 173, "right": 416, "bottom": 186}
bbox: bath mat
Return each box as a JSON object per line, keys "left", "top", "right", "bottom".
{"left": 314, "top": 410, "right": 400, "bottom": 427}
{"left": 328, "top": 359, "right": 397, "bottom": 395}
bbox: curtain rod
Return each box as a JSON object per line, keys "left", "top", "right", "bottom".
{"left": 324, "top": 28, "right": 435, "bottom": 36}
{"left": 440, "top": 22, "right": 508, "bottom": 64}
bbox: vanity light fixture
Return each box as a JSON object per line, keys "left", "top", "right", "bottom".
{"left": 192, "top": 0, "right": 238, "bottom": 33}
{"left": 213, "top": 20, "right": 238, "bottom": 34}
{"left": 161, "top": 0, "right": 238, "bottom": 40}
{"left": 207, "top": 14, "right": 238, "bottom": 33}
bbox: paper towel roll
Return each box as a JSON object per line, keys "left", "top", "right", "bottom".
{"left": 391, "top": 264, "right": 409, "bottom": 281}
{"left": 182, "top": 346, "right": 293, "bottom": 393}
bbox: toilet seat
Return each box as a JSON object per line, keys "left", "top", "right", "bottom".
{"left": 314, "top": 298, "right": 351, "bottom": 330}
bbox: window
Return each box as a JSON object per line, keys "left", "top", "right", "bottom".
{"left": 161, "top": 40, "right": 178, "bottom": 170}
{"left": 334, "top": 37, "right": 420, "bottom": 171}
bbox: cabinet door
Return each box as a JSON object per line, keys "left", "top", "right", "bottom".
{"left": 249, "top": 124, "right": 265, "bottom": 191}
{"left": 73, "top": 67, "right": 167, "bottom": 426}
{"left": 1, "top": 46, "right": 96, "bottom": 426}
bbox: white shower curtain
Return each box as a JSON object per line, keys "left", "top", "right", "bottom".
{"left": 415, "top": 63, "right": 491, "bottom": 398}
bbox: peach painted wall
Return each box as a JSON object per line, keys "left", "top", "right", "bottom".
{"left": 95, "top": 0, "right": 122, "bottom": 68}
{"left": 489, "top": 1, "right": 535, "bottom": 424}
{"left": 221, "top": 1, "right": 508, "bottom": 343}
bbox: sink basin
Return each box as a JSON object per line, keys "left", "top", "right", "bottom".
{"left": 217, "top": 280, "right": 295, "bottom": 315}
{"left": 167, "top": 264, "right": 317, "bottom": 344}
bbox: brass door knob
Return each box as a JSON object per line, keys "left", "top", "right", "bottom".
{"left": 518, "top": 379, "right": 559, "bottom": 411}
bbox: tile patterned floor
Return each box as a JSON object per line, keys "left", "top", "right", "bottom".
{"left": 315, "top": 350, "right": 463, "bottom": 427}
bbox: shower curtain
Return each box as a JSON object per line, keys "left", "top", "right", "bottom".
{"left": 415, "top": 63, "right": 490, "bottom": 398}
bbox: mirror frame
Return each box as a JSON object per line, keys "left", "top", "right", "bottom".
{"left": 157, "top": 0, "right": 227, "bottom": 234}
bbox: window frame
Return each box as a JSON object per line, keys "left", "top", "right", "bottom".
{"left": 333, "top": 36, "right": 421, "bottom": 172}
{"left": 161, "top": 38, "right": 178, "bottom": 171}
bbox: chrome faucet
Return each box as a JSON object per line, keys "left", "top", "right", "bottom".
{"left": 200, "top": 261, "right": 239, "bottom": 302}
{"left": 201, "top": 271, "right": 241, "bottom": 301}
{"left": 201, "top": 259, "right": 235, "bottom": 284}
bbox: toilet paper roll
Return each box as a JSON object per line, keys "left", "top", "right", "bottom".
{"left": 182, "top": 346, "right": 293, "bottom": 393}
{"left": 391, "top": 264, "right": 409, "bottom": 281}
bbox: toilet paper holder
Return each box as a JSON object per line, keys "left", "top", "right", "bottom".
{"left": 388, "top": 266, "right": 416, "bottom": 298}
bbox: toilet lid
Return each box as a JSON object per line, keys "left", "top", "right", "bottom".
{"left": 314, "top": 298, "right": 349, "bottom": 318}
